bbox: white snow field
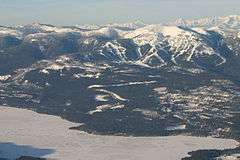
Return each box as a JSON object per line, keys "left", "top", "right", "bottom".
{"left": 0, "top": 106, "right": 238, "bottom": 160}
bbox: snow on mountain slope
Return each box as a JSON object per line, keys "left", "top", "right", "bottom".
{"left": 121, "top": 25, "right": 229, "bottom": 66}
{"left": 170, "top": 15, "right": 240, "bottom": 30}
{"left": 0, "top": 15, "right": 238, "bottom": 68}
{"left": 17, "top": 23, "right": 80, "bottom": 35}
{"left": 81, "top": 26, "right": 120, "bottom": 38}
{"left": 105, "top": 20, "right": 146, "bottom": 30}
{"left": 0, "top": 26, "right": 22, "bottom": 38}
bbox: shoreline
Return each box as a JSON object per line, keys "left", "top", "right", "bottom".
{"left": 0, "top": 106, "right": 239, "bottom": 160}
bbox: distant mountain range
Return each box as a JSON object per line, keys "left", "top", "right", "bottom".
{"left": 0, "top": 15, "right": 240, "bottom": 140}
{"left": 1, "top": 15, "right": 240, "bottom": 69}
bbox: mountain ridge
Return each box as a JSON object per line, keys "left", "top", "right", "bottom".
{"left": 1, "top": 15, "right": 239, "bottom": 70}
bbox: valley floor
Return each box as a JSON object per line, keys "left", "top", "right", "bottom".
{"left": 0, "top": 106, "right": 239, "bottom": 160}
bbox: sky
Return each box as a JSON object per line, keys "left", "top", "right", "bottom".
{"left": 0, "top": 0, "right": 240, "bottom": 26}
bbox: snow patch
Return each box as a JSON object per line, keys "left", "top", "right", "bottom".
{"left": 0, "top": 75, "right": 11, "bottom": 81}
{"left": 192, "top": 27, "right": 209, "bottom": 35}
{"left": 166, "top": 124, "right": 186, "bottom": 131}
{"left": 161, "top": 26, "right": 185, "bottom": 37}
{"left": 47, "top": 64, "right": 65, "bottom": 71}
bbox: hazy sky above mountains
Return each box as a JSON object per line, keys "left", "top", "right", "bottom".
{"left": 0, "top": 0, "right": 240, "bottom": 26}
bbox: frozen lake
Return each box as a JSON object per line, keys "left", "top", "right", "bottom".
{"left": 0, "top": 106, "right": 238, "bottom": 160}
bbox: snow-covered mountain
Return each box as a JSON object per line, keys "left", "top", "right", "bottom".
{"left": 168, "top": 15, "right": 240, "bottom": 30}
{"left": 0, "top": 15, "right": 240, "bottom": 140}
{"left": 1, "top": 15, "right": 239, "bottom": 68}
